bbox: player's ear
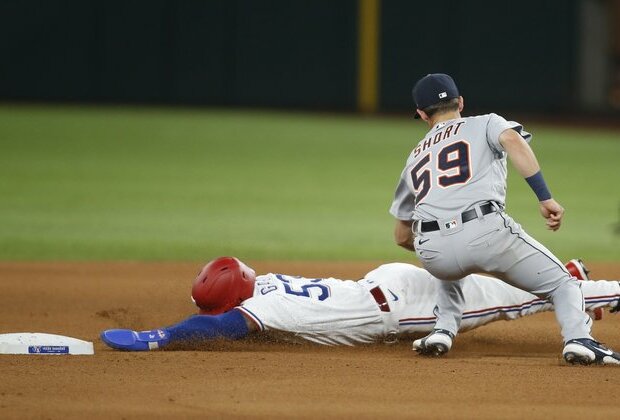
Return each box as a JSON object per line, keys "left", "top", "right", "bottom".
{"left": 416, "top": 109, "right": 430, "bottom": 122}
{"left": 458, "top": 96, "right": 464, "bottom": 112}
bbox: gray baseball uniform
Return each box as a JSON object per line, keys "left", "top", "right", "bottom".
{"left": 390, "top": 113, "right": 592, "bottom": 342}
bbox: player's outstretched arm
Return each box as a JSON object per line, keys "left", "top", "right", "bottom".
{"left": 498, "top": 128, "right": 540, "bottom": 177}
{"left": 100, "top": 309, "right": 257, "bottom": 351}
{"left": 499, "top": 129, "right": 564, "bottom": 231}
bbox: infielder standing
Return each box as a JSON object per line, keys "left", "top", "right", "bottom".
{"left": 390, "top": 73, "right": 620, "bottom": 365}
{"left": 100, "top": 257, "right": 620, "bottom": 350}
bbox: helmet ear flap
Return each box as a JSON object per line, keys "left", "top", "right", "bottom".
{"left": 191, "top": 257, "right": 256, "bottom": 314}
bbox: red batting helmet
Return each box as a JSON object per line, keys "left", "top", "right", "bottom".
{"left": 191, "top": 257, "right": 256, "bottom": 315}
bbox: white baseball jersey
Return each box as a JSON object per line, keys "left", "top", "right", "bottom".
{"left": 236, "top": 263, "right": 620, "bottom": 345}
{"left": 390, "top": 113, "right": 531, "bottom": 221}
{"left": 237, "top": 272, "right": 397, "bottom": 345}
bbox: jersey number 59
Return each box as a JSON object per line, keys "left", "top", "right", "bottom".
{"left": 410, "top": 140, "right": 472, "bottom": 204}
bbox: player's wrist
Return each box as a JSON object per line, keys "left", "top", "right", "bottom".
{"left": 525, "top": 171, "right": 552, "bottom": 202}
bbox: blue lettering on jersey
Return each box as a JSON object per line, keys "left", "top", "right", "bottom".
{"left": 275, "top": 274, "right": 331, "bottom": 301}
{"left": 256, "top": 279, "right": 278, "bottom": 295}
{"left": 260, "top": 285, "right": 278, "bottom": 295}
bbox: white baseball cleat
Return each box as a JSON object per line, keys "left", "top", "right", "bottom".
{"left": 413, "top": 329, "right": 454, "bottom": 357}
{"left": 563, "top": 338, "right": 620, "bottom": 365}
{"left": 565, "top": 259, "right": 603, "bottom": 321}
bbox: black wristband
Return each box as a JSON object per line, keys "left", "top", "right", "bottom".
{"left": 525, "top": 171, "right": 552, "bottom": 201}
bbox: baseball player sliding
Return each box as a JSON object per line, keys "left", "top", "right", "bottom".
{"left": 390, "top": 73, "right": 619, "bottom": 365}
{"left": 100, "top": 257, "right": 620, "bottom": 350}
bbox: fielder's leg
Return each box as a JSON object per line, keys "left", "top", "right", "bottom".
{"left": 487, "top": 214, "right": 620, "bottom": 364}
{"left": 413, "top": 232, "right": 467, "bottom": 356}
{"left": 486, "top": 214, "right": 592, "bottom": 342}
{"left": 412, "top": 279, "right": 463, "bottom": 356}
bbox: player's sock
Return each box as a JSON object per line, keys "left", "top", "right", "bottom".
{"left": 165, "top": 309, "right": 250, "bottom": 343}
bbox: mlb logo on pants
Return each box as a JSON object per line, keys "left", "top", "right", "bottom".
{"left": 445, "top": 220, "right": 458, "bottom": 229}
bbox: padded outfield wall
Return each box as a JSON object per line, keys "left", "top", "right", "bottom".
{"left": 1, "top": 0, "right": 580, "bottom": 113}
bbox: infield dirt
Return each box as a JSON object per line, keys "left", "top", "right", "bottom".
{"left": 1, "top": 261, "right": 620, "bottom": 419}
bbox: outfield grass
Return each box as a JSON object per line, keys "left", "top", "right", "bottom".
{"left": 0, "top": 105, "right": 618, "bottom": 261}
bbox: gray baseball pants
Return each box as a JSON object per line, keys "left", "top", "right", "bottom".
{"left": 413, "top": 205, "right": 592, "bottom": 342}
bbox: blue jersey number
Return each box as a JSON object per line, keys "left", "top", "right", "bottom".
{"left": 275, "top": 274, "right": 331, "bottom": 301}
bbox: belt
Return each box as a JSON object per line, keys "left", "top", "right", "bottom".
{"left": 418, "top": 202, "right": 496, "bottom": 233}
{"left": 369, "top": 286, "right": 390, "bottom": 312}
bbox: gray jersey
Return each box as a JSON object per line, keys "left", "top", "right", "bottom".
{"left": 390, "top": 113, "right": 531, "bottom": 221}
{"left": 394, "top": 113, "right": 593, "bottom": 346}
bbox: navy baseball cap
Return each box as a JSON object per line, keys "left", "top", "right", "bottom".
{"left": 412, "top": 73, "right": 460, "bottom": 118}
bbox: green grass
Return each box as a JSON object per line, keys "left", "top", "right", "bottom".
{"left": 0, "top": 105, "right": 618, "bottom": 261}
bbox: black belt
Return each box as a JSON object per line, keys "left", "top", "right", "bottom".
{"left": 419, "top": 203, "right": 496, "bottom": 233}
{"left": 369, "top": 286, "right": 390, "bottom": 312}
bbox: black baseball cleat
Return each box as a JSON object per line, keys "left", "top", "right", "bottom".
{"left": 412, "top": 329, "right": 454, "bottom": 357}
{"left": 563, "top": 338, "right": 620, "bottom": 365}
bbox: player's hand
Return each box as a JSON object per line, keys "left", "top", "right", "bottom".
{"left": 539, "top": 199, "right": 564, "bottom": 231}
